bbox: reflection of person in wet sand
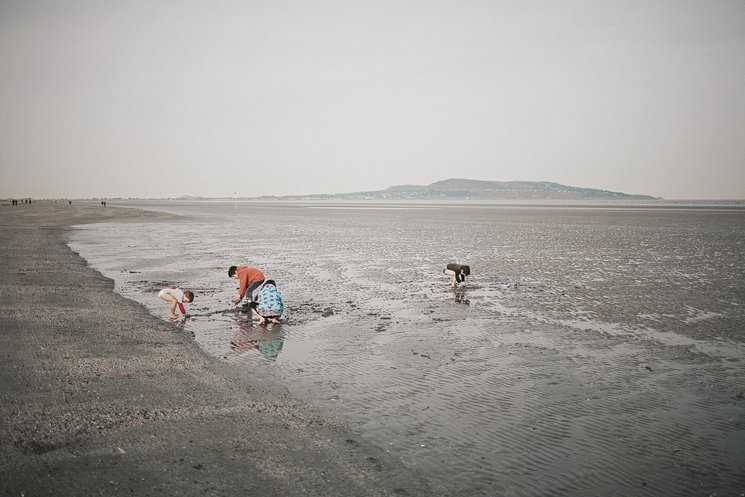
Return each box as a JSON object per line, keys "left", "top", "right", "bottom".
{"left": 444, "top": 263, "right": 470, "bottom": 288}
{"left": 230, "top": 319, "right": 285, "bottom": 361}
{"left": 450, "top": 287, "right": 470, "bottom": 305}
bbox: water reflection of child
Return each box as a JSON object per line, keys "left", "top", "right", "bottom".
{"left": 444, "top": 263, "right": 470, "bottom": 287}
{"left": 158, "top": 286, "right": 194, "bottom": 321}
{"left": 230, "top": 319, "right": 285, "bottom": 361}
{"left": 450, "top": 287, "right": 470, "bottom": 305}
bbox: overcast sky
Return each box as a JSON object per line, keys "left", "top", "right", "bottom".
{"left": 1, "top": 0, "right": 743, "bottom": 199}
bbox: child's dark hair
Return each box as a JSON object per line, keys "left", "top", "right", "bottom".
{"left": 461, "top": 265, "right": 471, "bottom": 276}
{"left": 183, "top": 290, "right": 194, "bottom": 302}
{"left": 228, "top": 266, "right": 237, "bottom": 277}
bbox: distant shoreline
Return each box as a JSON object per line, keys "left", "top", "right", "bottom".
{"left": 4, "top": 176, "right": 743, "bottom": 205}
{"left": 6, "top": 197, "right": 742, "bottom": 205}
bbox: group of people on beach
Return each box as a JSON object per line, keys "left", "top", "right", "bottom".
{"left": 158, "top": 265, "right": 284, "bottom": 325}
{"left": 159, "top": 262, "right": 471, "bottom": 325}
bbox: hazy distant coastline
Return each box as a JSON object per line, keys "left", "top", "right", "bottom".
{"left": 254, "top": 178, "right": 659, "bottom": 201}
{"left": 12, "top": 179, "right": 745, "bottom": 204}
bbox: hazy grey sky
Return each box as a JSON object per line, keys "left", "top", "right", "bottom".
{"left": 1, "top": 0, "right": 744, "bottom": 199}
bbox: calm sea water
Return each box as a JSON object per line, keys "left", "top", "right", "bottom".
{"left": 69, "top": 200, "right": 745, "bottom": 496}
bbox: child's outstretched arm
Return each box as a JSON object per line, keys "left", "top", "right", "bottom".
{"left": 233, "top": 274, "right": 248, "bottom": 304}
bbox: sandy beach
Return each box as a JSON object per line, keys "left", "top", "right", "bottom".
{"left": 0, "top": 202, "right": 434, "bottom": 497}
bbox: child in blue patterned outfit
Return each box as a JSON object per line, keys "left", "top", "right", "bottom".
{"left": 247, "top": 280, "right": 284, "bottom": 324}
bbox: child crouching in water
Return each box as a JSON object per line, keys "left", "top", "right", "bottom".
{"left": 247, "top": 280, "right": 284, "bottom": 324}
{"left": 158, "top": 285, "right": 194, "bottom": 321}
{"left": 444, "top": 263, "right": 470, "bottom": 288}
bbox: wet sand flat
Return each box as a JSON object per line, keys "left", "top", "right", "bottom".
{"left": 68, "top": 200, "right": 745, "bottom": 496}
{"left": 0, "top": 202, "right": 433, "bottom": 496}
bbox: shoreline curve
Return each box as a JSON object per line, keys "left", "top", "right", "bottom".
{"left": 0, "top": 201, "right": 434, "bottom": 496}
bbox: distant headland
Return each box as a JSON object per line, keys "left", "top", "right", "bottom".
{"left": 255, "top": 179, "right": 659, "bottom": 201}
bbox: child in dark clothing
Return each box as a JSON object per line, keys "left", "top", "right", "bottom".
{"left": 444, "top": 263, "right": 470, "bottom": 288}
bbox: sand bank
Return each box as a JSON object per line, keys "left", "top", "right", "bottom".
{"left": 0, "top": 202, "right": 432, "bottom": 496}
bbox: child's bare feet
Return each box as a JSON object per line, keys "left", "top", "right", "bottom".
{"left": 170, "top": 315, "right": 178, "bottom": 321}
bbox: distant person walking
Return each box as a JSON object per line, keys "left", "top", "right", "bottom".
{"left": 229, "top": 265, "right": 265, "bottom": 305}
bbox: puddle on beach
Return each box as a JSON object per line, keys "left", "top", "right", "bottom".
{"left": 69, "top": 200, "right": 745, "bottom": 496}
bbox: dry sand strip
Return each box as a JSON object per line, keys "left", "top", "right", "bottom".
{"left": 0, "top": 202, "right": 434, "bottom": 497}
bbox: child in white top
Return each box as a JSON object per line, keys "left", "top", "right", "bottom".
{"left": 158, "top": 286, "right": 194, "bottom": 321}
